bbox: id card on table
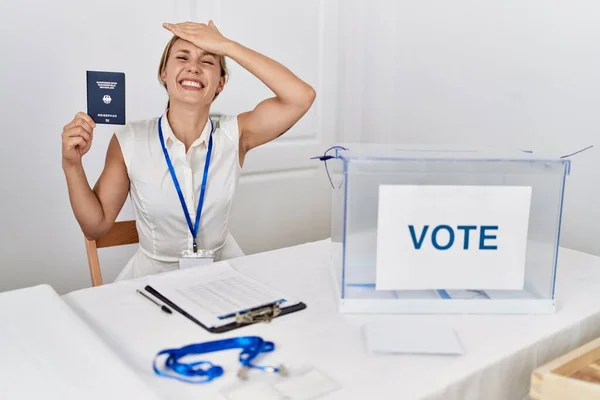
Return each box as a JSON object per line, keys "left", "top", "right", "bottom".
{"left": 221, "top": 365, "right": 340, "bottom": 400}
{"left": 179, "top": 249, "right": 215, "bottom": 269}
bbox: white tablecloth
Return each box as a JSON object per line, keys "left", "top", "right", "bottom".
{"left": 0, "top": 284, "right": 160, "bottom": 400}
{"left": 62, "top": 240, "right": 600, "bottom": 400}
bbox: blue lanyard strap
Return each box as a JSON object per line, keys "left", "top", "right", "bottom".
{"left": 158, "top": 116, "right": 214, "bottom": 252}
{"left": 152, "top": 336, "right": 285, "bottom": 383}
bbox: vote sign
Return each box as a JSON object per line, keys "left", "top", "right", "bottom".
{"left": 375, "top": 185, "right": 532, "bottom": 290}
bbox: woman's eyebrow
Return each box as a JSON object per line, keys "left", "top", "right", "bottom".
{"left": 174, "top": 49, "right": 216, "bottom": 58}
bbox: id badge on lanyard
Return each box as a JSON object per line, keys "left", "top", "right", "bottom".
{"left": 158, "top": 116, "right": 215, "bottom": 269}
{"left": 178, "top": 249, "right": 215, "bottom": 269}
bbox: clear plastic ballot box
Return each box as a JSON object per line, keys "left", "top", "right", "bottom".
{"left": 325, "top": 144, "right": 571, "bottom": 314}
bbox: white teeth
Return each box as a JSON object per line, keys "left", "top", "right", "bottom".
{"left": 181, "top": 80, "right": 202, "bottom": 88}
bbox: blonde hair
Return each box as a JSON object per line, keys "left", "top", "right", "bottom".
{"left": 158, "top": 35, "right": 229, "bottom": 107}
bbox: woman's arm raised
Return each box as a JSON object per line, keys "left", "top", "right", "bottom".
{"left": 62, "top": 112, "right": 129, "bottom": 240}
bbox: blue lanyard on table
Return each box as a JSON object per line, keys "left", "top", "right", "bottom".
{"left": 158, "top": 116, "right": 214, "bottom": 253}
{"left": 152, "top": 336, "right": 286, "bottom": 383}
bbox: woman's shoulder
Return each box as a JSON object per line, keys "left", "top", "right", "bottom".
{"left": 214, "top": 114, "right": 240, "bottom": 143}
{"left": 113, "top": 116, "right": 160, "bottom": 170}
{"left": 114, "top": 116, "right": 159, "bottom": 142}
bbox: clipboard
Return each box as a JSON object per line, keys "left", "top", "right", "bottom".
{"left": 145, "top": 285, "right": 307, "bottom": 334}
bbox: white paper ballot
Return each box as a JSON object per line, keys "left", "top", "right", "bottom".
{"left": 364, "top": 321, "right": 465, "bottom": 355}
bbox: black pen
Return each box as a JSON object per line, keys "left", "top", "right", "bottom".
{"left": 145, "top": 285, "right": 212, "bottom": 330}
{"left": 137, "top": 289, "right": 172, "bottom": 314}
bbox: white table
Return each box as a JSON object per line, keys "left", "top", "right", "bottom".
{"left": 0, "top": 284, "right": 160, "bottom": 400}
{"left": 63, "top": 240, "right": 600, "bottom": 400}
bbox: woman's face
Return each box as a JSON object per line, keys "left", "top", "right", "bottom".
{"left": 161, "top": 39, "right": 224, "bottom": 106}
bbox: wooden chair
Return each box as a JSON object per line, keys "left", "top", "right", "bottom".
{"left": 84, "top": 220, "right": 139, "bottom": 287}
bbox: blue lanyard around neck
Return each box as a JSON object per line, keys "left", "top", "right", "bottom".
{"left": 158, "top": 116, "right": 214, "bottom": 252}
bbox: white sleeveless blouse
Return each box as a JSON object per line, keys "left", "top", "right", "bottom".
{"left": 113, "top": 112, "right": 243, "bottom": 280}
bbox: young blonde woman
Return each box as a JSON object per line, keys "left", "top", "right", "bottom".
{"left": 61, "top": 21, "right": 316, "bottom": 280}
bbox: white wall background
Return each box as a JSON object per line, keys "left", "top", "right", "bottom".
{"left": 337, "top": 0, "right": 600, "bottom": 257}
{"left": 1, "top": 0, "right": 599, "bottom": 294}
{"left": 0, "top": 0, "right": 337, "bottom": 294}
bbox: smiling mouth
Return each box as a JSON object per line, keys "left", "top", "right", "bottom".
{"left": 179, "top": 79, "right": 205, "bottom": 90}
